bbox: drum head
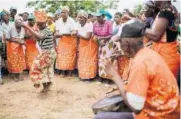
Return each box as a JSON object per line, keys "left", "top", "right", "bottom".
{"left": 92, "top": 95, "right": 123, "bottom": 109}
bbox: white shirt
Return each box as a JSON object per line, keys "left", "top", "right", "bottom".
{"left": 126, "top": 92, "right": 145, "bottom": 110}
{"left": 2, "top": 22, "right": 13, "bottom": 39}
{"left": 55, "top": 17, "right": 75, "bottom": 34}
{"left": 75, "top": 22, "right": 93, "bottom": 37}
{"left": 6, "top": 23, "right": 25, "bottom": 39}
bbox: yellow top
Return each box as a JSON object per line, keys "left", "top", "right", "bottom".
{"left": 47, "top": 23, "right": 55, "bottom": 33}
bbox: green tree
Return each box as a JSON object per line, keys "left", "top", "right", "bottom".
{"left": 134, "top": 4, "right": 143, "bottom": 15}
{"left": 26, "top": 0, "right": 108, "bottom": 17}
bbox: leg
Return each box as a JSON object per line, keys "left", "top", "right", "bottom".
{"left": 41, "top": 83, "right": 48, "bottom": 93}
{"left": 19, "top": 73, "right": 24, "bottom": 81}
{"left": 94, "top": 112, "right": 134, "bottom": 119}
{"left": 60, "top": 70, "right": 66, "bottom": 78}
{"left": 46, "top": 63, "right": 54, "bottom": 91}
{"left": 67, "top": 70, "right": 73, "bottom": 79}
{"left": 12, "top": 73, "right": 19, "bottom": 82}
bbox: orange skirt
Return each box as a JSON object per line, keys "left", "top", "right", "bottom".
{"left": 25, "top": 39, "right": 39, "bottom": 70}
{"left": 56, "top": 36, "right": 77, "bottom": 70}
{"left": 152, "top": 41, "right": 180, "bottom": 79}
{"left": 78, "top": 38, "right": 98, "bottom": 79}
{"left": 7, "top": 42, "right": 26, "bottom": 73}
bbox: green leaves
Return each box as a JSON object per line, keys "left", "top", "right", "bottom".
{"left": 26, "top": 0, "right": 108, "bottom": 16}
{"left": 134, "top": 4, "right": 143, "bottom": 15}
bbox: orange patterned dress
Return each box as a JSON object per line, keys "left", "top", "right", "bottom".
{"left": 6, "top": 24, "right": 26, "bottom": 73}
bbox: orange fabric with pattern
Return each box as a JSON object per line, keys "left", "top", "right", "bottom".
{"left": 126, "top": 48, "right": 180, "bottom": 119}
{"left": 7, "top": 42, "right": 26, "bottom": 73}
{"left": 78, "top": 38, "right": 98, "bottom": 79}
{"left": 56, "top": 36, "right": 77, "bottom": 70}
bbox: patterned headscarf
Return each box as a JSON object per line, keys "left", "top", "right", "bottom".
{"left": 34, "top": 10, "right": 47, "bottom": 23}
{"left": 62, "top": 6, "right": 70, "bottom": 12}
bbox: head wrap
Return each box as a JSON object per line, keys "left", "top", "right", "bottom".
{"left": 62, "top": 6, "right": 70, "bottom": 12}
{"left": 28, "top": 13, "right": 35, "bottom": 20}
{"left": 1, "top": 9, "right": 9, "bottom": 17}
{"left": 34, "top": 10, "right": 47, "bottom": 23}
{"left": 78, "top": 10, "right": 88, "bottom": 19}
{"left": 94, "top": 10, "right": 105, "bottom": 17}
{"left": 55, "top": 9, "right": 61, "bottom": 15}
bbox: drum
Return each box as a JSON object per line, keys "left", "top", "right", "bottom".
{"left": 92, "top": 95, "right": 131, "bottom": 114}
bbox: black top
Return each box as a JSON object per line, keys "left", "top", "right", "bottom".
{"left": 158, "top": 5, "right": 179, "bottom": 42}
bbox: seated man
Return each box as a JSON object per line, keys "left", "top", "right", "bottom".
{"left": 94, "top": 20, "right": 180, "bottom": 119}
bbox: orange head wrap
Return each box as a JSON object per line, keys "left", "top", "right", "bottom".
{"left": 34, "top": 10, "right": 47, "bottom": 23}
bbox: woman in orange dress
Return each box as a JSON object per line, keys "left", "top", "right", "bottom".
{"left": 75, "top": 11, "right": 98, "bottom": 80}
{"left": 6, "top": 16, "right": 26, "bottom": 81}
{"left": 24, "top": 14, "right": 39, "bottom": 71}
{"left": 54, "top": 6, "right": 77, "bottom": 78}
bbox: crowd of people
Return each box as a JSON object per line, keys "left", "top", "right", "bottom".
{"left": 0, "top": 0, "right": 180, "bottom": 119}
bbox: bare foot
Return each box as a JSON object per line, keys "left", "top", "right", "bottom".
{"left": 60, "top": 74, "right": 65, "bottom": 78}
{"left": 46, "top": 82, "right": 52, "bottom": 91}
{"left": 13, "top": 77, "right": 19, "bottom": 82}
{"left": 34, "top": 84, "right": 40, "bottom": 88}
{"left": 40, "top": 89, "right": 47, "bottom": 93}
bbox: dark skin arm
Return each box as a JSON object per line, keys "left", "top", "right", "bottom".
{"left": 145, "top": 17, "right": 168, "bottom": 42}
{"left": 103, "top": 59, "right": 142, "bottom": 114}
{"left": 22, "top": 24, "right": 45, "bottom": 40}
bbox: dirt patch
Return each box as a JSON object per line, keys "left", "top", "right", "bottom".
{"left": 0, "top": 74, "right": 112, "bottom": 119}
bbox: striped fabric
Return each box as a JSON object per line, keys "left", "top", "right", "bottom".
{"left": 38, "top": 28, "right": 54, "bottom": 49}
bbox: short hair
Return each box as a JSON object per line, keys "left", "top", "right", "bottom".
{"left": 114, "top": 12, "right": 122, "bottom": 17}
{"left": 23, "top": 12, "right": 29, "bottom": 16}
